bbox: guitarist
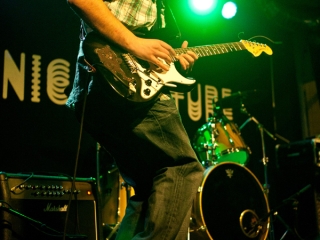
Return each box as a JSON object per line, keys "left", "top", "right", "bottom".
{"left": 66, "top": 0, "right": 204, "bottom": 239}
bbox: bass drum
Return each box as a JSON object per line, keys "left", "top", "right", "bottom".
{"left": 190, "top": 162, "right": 270, "bottom": 240}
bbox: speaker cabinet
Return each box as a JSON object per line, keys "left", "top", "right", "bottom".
{"left": 275, "top": 138, "right": 320, "bottom": 239}
{"left": 0, "top": 172, "right": 98, "bottom": 240}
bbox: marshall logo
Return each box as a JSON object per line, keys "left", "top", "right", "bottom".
{"left": 44, "top": 203, "right": 68, "bottom": 212}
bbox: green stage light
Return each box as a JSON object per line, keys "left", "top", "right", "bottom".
{"left": 222, "top": 1, "right": 237, "bottom": 19}
{"left": 189, "top": 0, "right": 218, "bottom": 15}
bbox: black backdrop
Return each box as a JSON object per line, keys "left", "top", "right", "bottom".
{"left": 0, "top": 0, "right": 310, "bottom": 224}
{"left": 4, "top": 1, "right": 320, "bottom": 239}
{"left": 0, "top": 1, "right": 303, "bottom": 185}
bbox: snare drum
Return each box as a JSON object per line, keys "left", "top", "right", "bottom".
{"left": 193, "top": 117, "right": 250, "bottom": 166}
{"left": 190, "top": 162, "right": 270, "bottom": 240}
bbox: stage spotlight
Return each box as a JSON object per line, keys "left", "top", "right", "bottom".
{"left": 189, "top": 0, "right": 218, "bottom": 15}
{"left": 222, "top": 1, "right": 237, "bottom": 19}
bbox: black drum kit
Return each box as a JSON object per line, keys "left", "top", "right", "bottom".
{"left": 187, "top": 91, "right": 315, "bottom": 240}
{"left": 189, "top": 90, "right": 272, "bottom": 240}
{"left": 100, "top": 90, "right": 309, "bottom": 240}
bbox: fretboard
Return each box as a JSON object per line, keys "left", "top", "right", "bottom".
{"left": 174, "top": 42, "right": 246, "bottom": 58}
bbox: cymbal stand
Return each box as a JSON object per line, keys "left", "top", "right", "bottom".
{"left": 240, "top": 115, "right": 276, "bottom": 194}
{"left": 239, "top": 104, "right": 276, "bottom": 193}
{"left": 239, "top": 101, "right": 277, "bottom": 240}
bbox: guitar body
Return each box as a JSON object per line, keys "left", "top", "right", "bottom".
{"left": 82, "top": 32, "right": 196, "bottom": 103}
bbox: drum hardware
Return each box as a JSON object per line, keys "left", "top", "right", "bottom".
{"left": 239, "top": 107, "right": 276, "bottom": 197}
{"left": 104, "top": 222, "right": 121, "bottom": 240}
{"left": 211, "top": 125, "right": 219, "bottom": 138}
{"left": 201, "top": 143, "right": 217, "bottom": 168}
{"left": 239, "top": 100, "right": 279, "bottom": 240}
{"left": 258, "top": 185, "right": 312, "bottom": 240}
{"left": 240, "top": 209, "right": 263, "bottom": 238}
{"left": 189, "top": 217, "right": 207, "bottom": 233}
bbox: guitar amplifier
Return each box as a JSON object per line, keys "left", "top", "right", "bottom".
{"left": 275, "top": 138, "right": 320, "bottom": 239}
{"left": 0, "top": 172, "right": 98, "bottom": 240}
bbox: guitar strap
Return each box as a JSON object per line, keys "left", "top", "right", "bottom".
{"left": 162, "top": 0, "right": 182, "bottom": 40}
{"left": 148, "top": 0, "right": 182, "bottom": 42}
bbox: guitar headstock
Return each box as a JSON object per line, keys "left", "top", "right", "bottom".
{"left": 240, "top": 40, "right": 273, "bottom": 57}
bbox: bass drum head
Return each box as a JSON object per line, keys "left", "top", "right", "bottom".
{"left": 191, "top": 162, "right": 269, "bottom": 240}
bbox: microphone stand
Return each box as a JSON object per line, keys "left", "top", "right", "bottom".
{"left": 239, "top": 100, "right": 277, "bottom": 240}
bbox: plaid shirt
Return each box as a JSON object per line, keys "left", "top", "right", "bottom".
{"left": 105, "top": 0, "right": 161, "bottom": 31}
{"left": 67, "top": 0, "right": 170, "bottom": 109}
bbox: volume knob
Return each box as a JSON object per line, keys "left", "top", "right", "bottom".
{"left": 143, "top": 88, "right": 151, "bottom": 96}
{"left": 145, "top": 79, "right": 152, "bottom": 86}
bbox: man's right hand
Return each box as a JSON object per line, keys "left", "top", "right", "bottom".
{"left": 128, "top": 37, "right": 176, "bottom": 71}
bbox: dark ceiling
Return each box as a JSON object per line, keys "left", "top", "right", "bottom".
{"left": 277, "top": 0, "right": 320, "bottom": 9}
{"left": 258, "top": 0, "right": 320, "bottom": 33}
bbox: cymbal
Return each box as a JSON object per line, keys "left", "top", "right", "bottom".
{"left": 214, "top": 89, "right": 258, "bottom": 108}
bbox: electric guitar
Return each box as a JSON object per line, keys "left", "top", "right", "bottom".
{"left": 82, "top": 32, "right": 273, "bottom": 103}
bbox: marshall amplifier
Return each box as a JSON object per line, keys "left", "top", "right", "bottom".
{"left": 0, "top": 172, "right": 98, "bottom": 240}
{"left": 275, "top": 138, "right": 320, "bottom": 240}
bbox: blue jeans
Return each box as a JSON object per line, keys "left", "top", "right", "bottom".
{"left": 75, "top": 74, "right": 204, "bottom": 239}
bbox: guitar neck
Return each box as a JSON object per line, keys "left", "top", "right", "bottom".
{"left": 174, "top": 42, "right": 246, "bottom": 59}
